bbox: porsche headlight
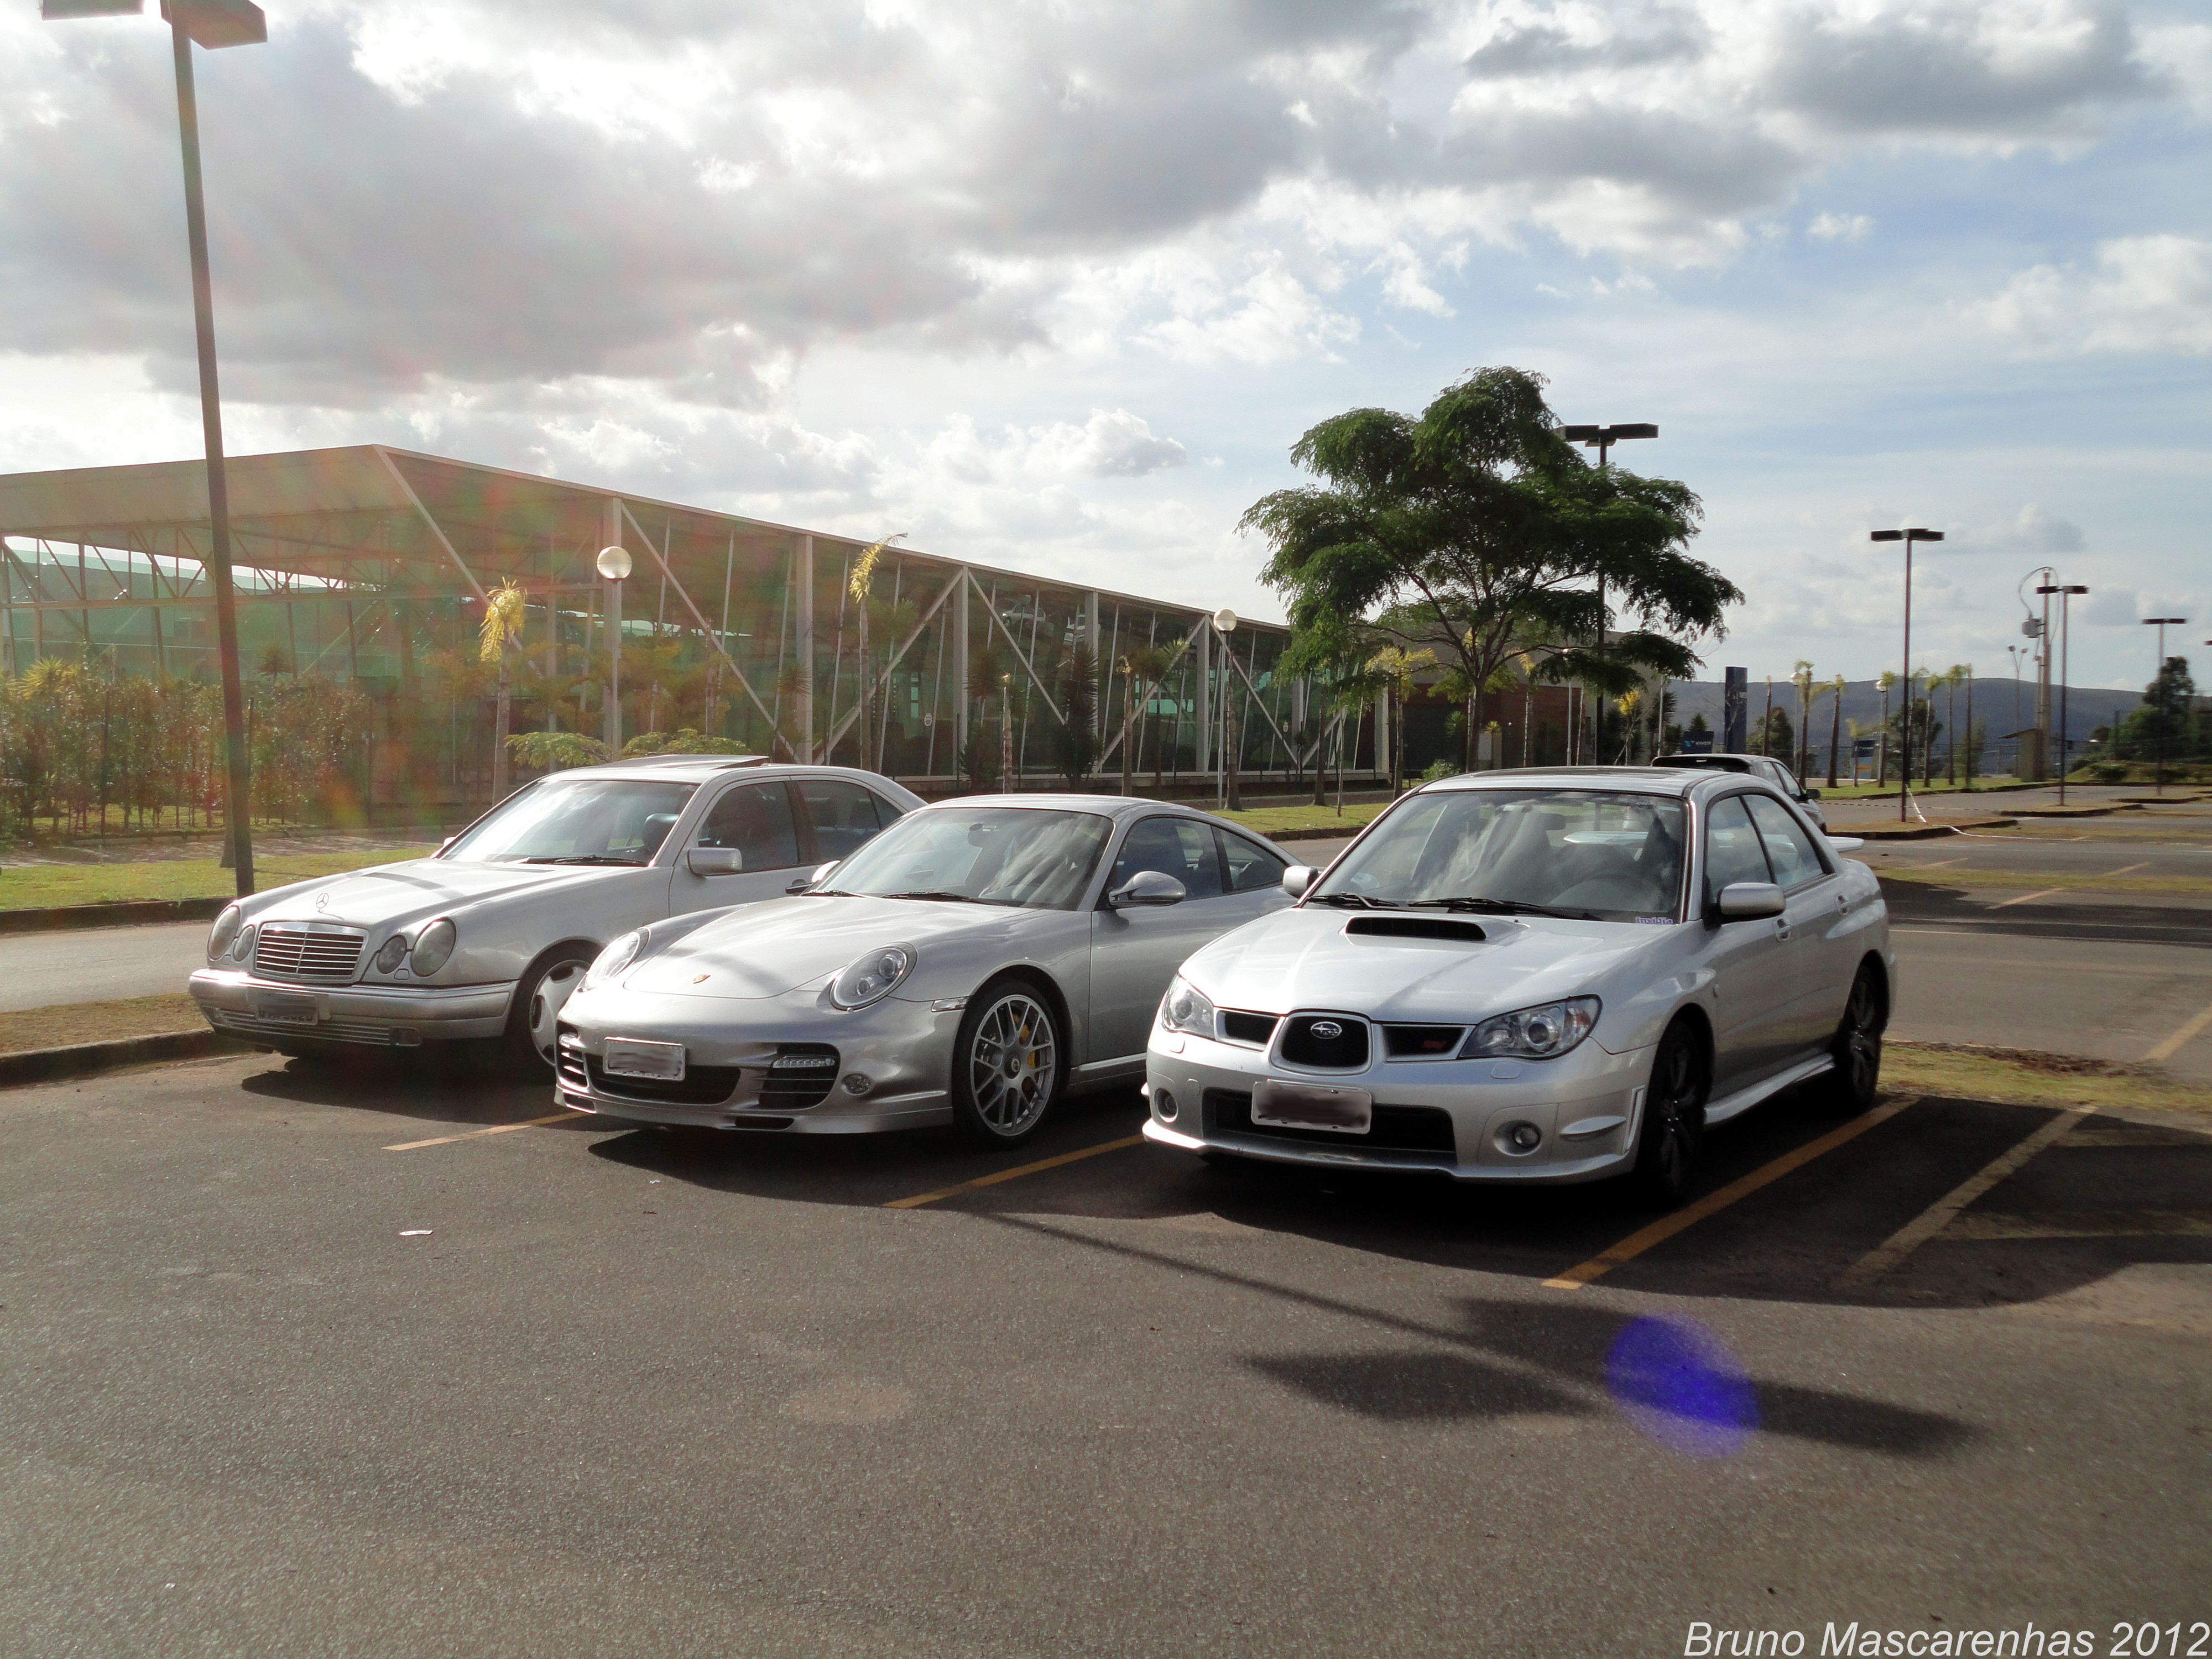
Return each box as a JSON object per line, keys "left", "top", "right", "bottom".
{"left": 207, "top": 904, "right": 243, "bottom": 961}
{"left": 1158, "top": 976, "right": 1216, "bottom": 1038}
{"left": 829, "top": 945, "right": 914, "bottom": 1010}
{"left": 581, "top": 928, "right": 644, "bottom": 992}
{"left": 1460, "top": 997, "right": 1599, "bottom": 1060}
{"left": 410, "top": 917, "right": 458, "bottom": 977}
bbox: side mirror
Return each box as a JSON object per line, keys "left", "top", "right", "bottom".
{"left": 1715, "top": 881, "right": 1786, "bottom": 921}
{"left": 1108, "top": 870, "right": 1187, "bottom": 909}
{"left": 1825, "top": 836, "right": 1865, "bottom": 854}
{"left": 1281, "top": 864, "right": 1319, "bottom": 898}
{"left": 438, "top": 836, "right": 457, "bottom": 855}
{"left": 1806, "top": 787, "right": 1823, "bottom": 800}
{"left": 687, "top": 847, "right": 744, "bottom": 877}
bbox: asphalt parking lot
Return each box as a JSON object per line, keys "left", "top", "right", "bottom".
{"left": 3, "top": 1045, "right": 2205, "bottom": 1657}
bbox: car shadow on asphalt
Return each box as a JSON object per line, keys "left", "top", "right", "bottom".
{"left": 235, "top": 1051, "right": 576, "bottom": 1132}
{"left": 1881, "top": 878, "right": 2212, "bottom": 945}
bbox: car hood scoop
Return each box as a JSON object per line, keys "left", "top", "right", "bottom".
{"left": 1343, "top": 915, "right": 1486, "bottom": 943}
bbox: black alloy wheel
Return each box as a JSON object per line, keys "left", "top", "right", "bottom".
{"left": 950, "top": 980, "right": 1065, "bottom": 1149}
{"left": 1814, "top": 964, "right": 1884, "bottom": 1114}
{"left": 1629, "top": 1018, "right": 1708, "bottom": 1208}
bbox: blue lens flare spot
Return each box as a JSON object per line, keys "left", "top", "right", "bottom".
{"left": 1605, "top": 1316, "right": 1757, "bottom": 1458}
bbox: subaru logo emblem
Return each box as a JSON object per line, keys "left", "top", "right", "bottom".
{"left": 1310, "top": 1020, "right": 1344, "bottom": 1040}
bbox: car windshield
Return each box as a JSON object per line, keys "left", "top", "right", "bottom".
{"left": 440, "top": 779, "right": 697, "bottom": 865}
{"left": 1311, "top": 788, "right": 1687, "bottom": 923}
{"left": 817, "top": 806, "right": 1110, "bottom": 910}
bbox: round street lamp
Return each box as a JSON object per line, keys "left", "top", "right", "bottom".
{"left": 597, "top": 545, "right": 632, "bottom": 754}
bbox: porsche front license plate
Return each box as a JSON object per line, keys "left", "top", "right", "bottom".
{"left": 252, "top": 992, "right": 317, "bottom": 1025}
{"left": 604, "top": 1038, "right": 686, "bottom": 1081}
{"left": 1251, "top": 1079, "right": 1372, "bottom": 1135}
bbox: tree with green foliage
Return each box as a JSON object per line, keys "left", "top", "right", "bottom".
{"left": 1239, "top": 367, "right": 1740, "bottom": 743}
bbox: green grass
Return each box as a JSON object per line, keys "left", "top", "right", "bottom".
{"left": 1213, "top": 801, "right": 1392, "bottom": 839}
{"left": 1886, "top": 1042, "right": 2211, "bottom": 1115}
{"left": 0, "top": 846, "right": 437, "bottom": 910}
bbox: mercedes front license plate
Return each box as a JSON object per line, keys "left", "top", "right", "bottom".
{"left": 1251, "top": 1078, "right": 1372, "bottom": 1135}
{"left": 252, "top": 991, "right": 317, "bottom": 1025}
{"left": 604, "top": 1038, "right": 686, "bottom": 1081}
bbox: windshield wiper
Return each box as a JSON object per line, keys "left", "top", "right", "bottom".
{"left": 521, "top": 855, "right": 646, "bottom": 866}
{"left": 1305, "top": 891, "right": 1400, "bottom": 909}
{"left": 880, "top": 889, "right": 993, "bottom": 904}
{"left": 1407, "top": 896, "right": 1594, "bottom": 920}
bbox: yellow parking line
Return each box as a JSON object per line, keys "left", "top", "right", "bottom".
{"left": 1989, "top": 888, "right": 2061, "bottom": 909}
{"left": 1833, "top": 1107, "right": 2091, "bottom": 1293}
{"left": 1543, "top": 1098, "right": 1917, "bottom": 1290}
{"left": 885, "top": 1135, "right": 1146, "bottom": 1209}
{"left": 383, "top": 1112, "right": 578, "bottom": 1152}
{"left": 2147, "top": 997, "right": 2212, "bottom": 1064}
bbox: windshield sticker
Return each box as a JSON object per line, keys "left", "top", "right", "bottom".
{"left": 1636, "top": 915, "right": 1672, "bottom": 925}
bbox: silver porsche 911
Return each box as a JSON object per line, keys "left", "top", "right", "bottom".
{"left": 1142, "top": 766, "right": 1891, "bottom": 1205}
{"left": 553, "top": 795, "right": 1296, "bottom": 1146}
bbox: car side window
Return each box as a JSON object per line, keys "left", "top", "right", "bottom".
{"left": 1218, "top": 830, "right": 1286, "bottom": 894}
{"left": 1703, "top": 795, "right": 1773, "bottom": 907}
{"left": 1109, "top": 817, "right": 1224, "bottom": 899}
{"left": 696, "top": 781, "right": 800, "bottom": 870}
{"left": 795, "top": 779, "right": 888, "bottom": 860}
{"left": 1744, "top": 794, "right": 1828, "bottom": 890}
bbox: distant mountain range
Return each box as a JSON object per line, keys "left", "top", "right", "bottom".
{"left": 1661, "top": 675, "right": 2145, "bottom": 748}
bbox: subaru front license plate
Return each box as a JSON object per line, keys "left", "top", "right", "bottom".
{"left": 604, "top": 1037, "right": 686, "bottom": 1081}
{"left": 253, "top": 991, "right": 317, "bottom": 1025}
{"left": 1251, "top": 1078, "right": 1372, "bottom": 1134}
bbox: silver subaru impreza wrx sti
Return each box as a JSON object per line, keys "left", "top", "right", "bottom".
{"left": 1142, "top": 767, "right": 1892, "bottom": 1205}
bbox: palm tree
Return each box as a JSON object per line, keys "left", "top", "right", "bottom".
{"left": 1876, "top": 671, "right": 1897, "bottom": 787}
{"left": 478, "top": 579, "right": 528, "bottom": 797}
{"left": 1368, "top": 645, "right": 1435, "bottom": 792}
{"left": 846, "top": 534, "right": 906, "bottom": 773}
{"left": 1792, "top": 660, "right": 1815, "bottom": 779}
{"left": 1832, "top": 672, "right": 1849, "bottom": 787}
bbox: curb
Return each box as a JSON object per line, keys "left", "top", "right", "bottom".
{"left": 1848, "top": 818, "right": 2018, "bottom": 840}
{"left": 0, "top": 1028, "right": 254, "bottom": 1089}
{"left": 1264, "top": 825, "right": 1375, "bottom": 843}
{"left": 0, "top": 896, "right": 228, "bottom": 935}
{"left": 2008, "top": 804, "right": 2143, "bottom": 820}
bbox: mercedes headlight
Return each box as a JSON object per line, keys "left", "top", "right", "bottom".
{"left": 207, "top": 904, "right": 243, "bottom": 961}
{"left": 232, "top": 924, "right": 257, "bottom": 962}
{"left": 1158, "top": 977, "right": 1216, "bottom": 1039}
{"left": 373, "top": 934, "right": 408, "bottom": 973}
{"left": 829, "top": 945, "right": 914, "bottom": 1010}
{"left": 1460, "top": 997, "right": 1599, "bottom": 1060}
{"left": 581, "top": 928, "right": 644, "bottom": 992}
{"left": 410, "top": 917, "right": 458, "bottom": 977}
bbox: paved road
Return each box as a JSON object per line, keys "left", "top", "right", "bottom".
{"left": 0, "top": 921, "right": 209, "bottom": 1011}
{"left": 1, "top": 1053, "right": 2203, "bottom": 1655}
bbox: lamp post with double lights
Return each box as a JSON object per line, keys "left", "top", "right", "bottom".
{"left": 1561, "top": 424, "right": 1656, "bottom": 764}
{"left": 2143, "top": 617, "right": 2187, "bottom": 794}
{"left": 597, "top": 545, "right": 632, "bottom": 754}
{"left": 2036, "top": 583, "right": 2089, "bottom": 803}
{"left": 1870, "top": 528, "right": 1945, "bottom": 822}
{"left": 44, "top": 0, "right": 267, "bottom": 894}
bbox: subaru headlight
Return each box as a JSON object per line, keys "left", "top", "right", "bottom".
{"left": 207, "top": 904, "right": 243, "bottom": 961}
{"left": 581, "top": 928, "right": 644, "bottom": 992}
{"left": 1158, "top": 976, "right": 1216, "bottom": 1039}
{"left": 410, "top": 917, "right": 458, "bottom": 977}
{"left": 829, "top": 945, "right": 914, "bottom": 1010}
{"left": 1460, "top": 997, "right": 1599, "bottom": 1060}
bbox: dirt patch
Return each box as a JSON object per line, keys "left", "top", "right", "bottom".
{"left": 1886, "top": 1041, "right": 2211, "bottom": 1115}
{"left": 0, "top": 993, "right": 207, "bottom": 1056}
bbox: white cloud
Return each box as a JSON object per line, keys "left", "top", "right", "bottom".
{"left": 1808, "top": 212, "right": 1873, "bottom": 242}
{"left": 1975, "top": 234, "right": 2212, "bottom": 354}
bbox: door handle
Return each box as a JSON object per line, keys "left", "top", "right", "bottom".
{"left": 785, "top": 877, "right": 815, "bottom": 894}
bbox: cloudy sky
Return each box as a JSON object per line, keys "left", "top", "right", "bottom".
{"left": 2, "top": 0, "right": 2206, "bottom": 688}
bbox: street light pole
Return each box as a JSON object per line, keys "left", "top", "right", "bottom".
{"left": 1871, "top": 528, "right": 1944, "bottom": 823}
{"left": 2142, "top": 617, "right": 2187, "bottom": 794}
{"left": 1561, "top": 423, "right": 1656, "bottom": 766}
{"left": 597, "top": 546, "right": 632, "bottom": 754}
{"left": 45, "top": 0, "right": 267, "bottom": 895}
{"left": 2037, "top": 583, "right": 2089, "bottom": 803}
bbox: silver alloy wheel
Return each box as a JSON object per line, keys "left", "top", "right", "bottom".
{"left": 527, "top": 958, "right": 588, "bottom": 1061}
{"left": 965, "top": 991, "right": 1058, "bottom": 1137}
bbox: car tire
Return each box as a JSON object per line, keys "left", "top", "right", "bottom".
{"left": 504, "top": 947, "right": 597, "bottom": 1079}
{"left": 1628, "top": 1018, "right": 1708, "bottom": 1208}
{"left": 1812, "top": 963, "right": 1884, "bottom": 1114}
{"left": 950, "top": 978, "right": 1065, "bottom": 1149}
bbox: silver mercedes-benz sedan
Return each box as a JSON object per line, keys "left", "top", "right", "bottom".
{"left": 553, "top": 795, "right": 1296, "bottom": 1146}
{"left": 1142, "top": 766, "right": 1891, "bottom": 1205}
{"left": 187, "top": 756, "right": 922, "bottom": 1072}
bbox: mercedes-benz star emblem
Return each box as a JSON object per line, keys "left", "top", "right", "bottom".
{"left": 1310, "top": 1020, "right": 1343, "bottom": 1040}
